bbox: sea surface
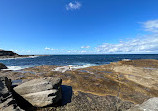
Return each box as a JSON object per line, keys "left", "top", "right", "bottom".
{"left": 0, "top": 54, "right": 158, "bottom": 70}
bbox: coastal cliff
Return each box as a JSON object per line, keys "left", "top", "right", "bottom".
{"left": 0, "top": 49, "right": 33, "bottom": 58}
{"left": 0, "top": 50, "right": 19, "bottom": 56}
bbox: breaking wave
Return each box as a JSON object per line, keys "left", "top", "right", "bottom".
{"left": 2, "top": 65, "right": 33, "bottom": 71}
{"left": 52, "top": 64, "right": 96, "bottom": 73}
{"left": 0, "top": 56, "right": 39, "bottom": 60}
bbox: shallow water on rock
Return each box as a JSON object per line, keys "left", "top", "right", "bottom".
{"left": 12, "top": 79, "right": 22, "bottom": 86}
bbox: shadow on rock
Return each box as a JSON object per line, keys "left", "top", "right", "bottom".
{"left": 37, "top": 85, "right": 73, "bottom": 109}
{"left": 61, "top": 85, "right": 72, "bottom": 106}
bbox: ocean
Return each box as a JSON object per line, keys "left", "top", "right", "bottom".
{"left": 0, "top": 54, "right": 158, "bottom": 70}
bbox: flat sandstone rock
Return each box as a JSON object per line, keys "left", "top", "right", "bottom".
{"left": 14, "top": 77, "right": 62, "bottom": 107}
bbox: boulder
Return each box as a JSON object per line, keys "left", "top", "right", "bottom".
{"left": 0, "top": 63, "right": 7, "bottom": 70}
{"left": 128, "top": 97, "right": 158, "bottom": 111}
{"left": 14, "top": 77, "right": 62, "bottom": 107}
{"left": 0, "top": 77, "right": 23, "bottom": 111}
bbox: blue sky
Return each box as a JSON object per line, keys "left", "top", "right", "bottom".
{"left": 0, "top": 0, "right": 158, "bottom": 54}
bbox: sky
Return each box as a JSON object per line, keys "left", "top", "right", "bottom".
{"left": 0, "top": 0, "right": 158, "bottom": 54}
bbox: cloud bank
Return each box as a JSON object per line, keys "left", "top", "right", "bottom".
{"left": 96, "top": 34, "right": 158, "bottom": 53}
{"left": 45, "top": 47, "right": 56, "bottom": 51}
{"left": 143, "top": 19, "right": 158, "bottom": 33}
{"left": 67, "top": 50, "right": 87, "bottom": 53}
{"left": 81, "top": 46, "right": 90, "bottom": 49}
{"left": 96, "top": 19, "right": 158, "bottom": 54}
{"left": 66, "top": 1, "right": 81, "bottom": 10}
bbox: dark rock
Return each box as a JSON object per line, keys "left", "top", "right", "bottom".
{"left": 0, "top": 77, "right": 23, "bottom": 111}
{"left": 14, "top": 77, "right": 62, "bottom": 107}
{"left": 0, "top": 63, "right": 7, "bottom": 70}
{"left": 0, "top": 50, "right": 19, "bottom": 56}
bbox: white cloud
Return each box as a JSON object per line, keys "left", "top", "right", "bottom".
{"left": 81, "top": 50, "right": 87, "bottom": 53}
{"left": 96, "top": 19, "right": 158, "bottom": 54}
{"left": 9, "top": 49, "right": 33, "bottom": 54}
{"left": 67, "top": 50, "right": 87, "bottom": 54}
{"left": 66, "top": 1, "right": 81, "bottom": 10}
{"left": 96, "top": 34, "right": 158, "bottom": 53}
{"left": 45, "top": 47, "right": 51, "bottom": 50}
{"left": 67, "top": 50, "right": 78, "bottom": 53}
{"left": 10, "top": 49, "right": 17, "bottom": 52}
{"left": 67, "top": 50, "right": 71, "bottom": 53}
{"left": 143, "top": 19, "right": 158, "bottom": 33}
{"left": 45, "top": 47, "right": 56, "bottom": 51}
{"left": 81, "top": 46, "right": 90, "bottom": 49}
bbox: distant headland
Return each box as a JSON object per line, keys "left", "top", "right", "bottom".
{"left": 0, "top": 49, "right": 35, "bottom": 59}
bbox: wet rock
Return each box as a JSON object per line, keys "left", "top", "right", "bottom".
{"left": 14, "top": 77, "right": 62, "bottom": 107}
{"left": 0, "top": 63, "right": 7, "bottom": 70}
{"left": 0, "top": 77, "right": 23, "bottom": 111}
{"left": 128, "top": 97, "right": 158, "bottom": 111}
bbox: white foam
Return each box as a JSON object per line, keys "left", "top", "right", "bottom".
{"left": 28, "top": 56, "right": 39, "bottom": 58}
{"left": 122, "top": 59, "right": 131, "bottom": 61}
{"left": 70, "top": 64, "right": 94, "bottom": 69}
{"left": 52, "top": 64, "right": 95, "bottom": 73}
{"left": 0, "top": 56, "right": 39, "bottom": 60}
{"left": 2, "top": 65, "right": 32, "bottom": 71}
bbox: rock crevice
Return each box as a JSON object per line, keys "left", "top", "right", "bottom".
{"left": 0, "top": 77, "right": 23, "bottom": 111}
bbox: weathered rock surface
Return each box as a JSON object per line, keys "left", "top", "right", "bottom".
{"left": 22, "top": 59, "right": 158, "bottom": 105}
{"left": 0, "top": 77, "right": 23, "bottom": 111}
{"left": 128, "top": 97, "right": 158, "bottom": 111}
{"left": 1, "top": 59, "right": 158, "bottom": 110}
{"left": 0, "top": 63, "right": 7, "bottom": 70}
{"left": 39, "top": 91, "right": 134, "bottom": 111}
{"left": 14, "top": 77, "right": 62, "bottom": 107}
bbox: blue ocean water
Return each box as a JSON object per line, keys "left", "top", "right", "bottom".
{"left": 0, "top": 54, "right": 158, "bottom": 70}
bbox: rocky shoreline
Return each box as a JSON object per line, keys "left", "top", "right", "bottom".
{"left": 0, "top": 59, "right": 158, "bottom": 111}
